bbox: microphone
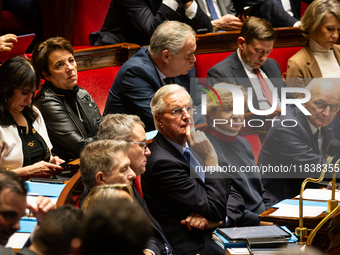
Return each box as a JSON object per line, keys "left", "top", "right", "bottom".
{"left": 295, "top": 139, "right": 340, "bottom": 244}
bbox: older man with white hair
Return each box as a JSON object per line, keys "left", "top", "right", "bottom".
{"left": 258, "top": 78, "right": 340, "bottom": 201}
{"left": 142, "top": 84, "right": 228, "bottom": 255}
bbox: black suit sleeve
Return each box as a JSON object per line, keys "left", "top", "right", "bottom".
{"left": 116, "top": 64, "right": 159, "bottom": 132}
{"left": 234, "top": 0, "right": 298, "bottom": 27}
{"left": 150, "top": 158, "right": 227, "bottom": 221}
{"left": 116, "top": 0, "right": 212, "bottom": 40}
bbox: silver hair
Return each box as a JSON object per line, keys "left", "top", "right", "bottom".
{"left": 149, "top": 20, "right": 196, "bottom": 56}
{"left": 150, "top": 84, "right": 189, "bottom": 130}
{"left": 98, "top": 114, "right": 145, "bottom": 141}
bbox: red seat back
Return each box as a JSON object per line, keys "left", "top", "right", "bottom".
{"left": 73, "top": 0, "right": 111, "bottom": 46}
{"left": 77, "top": 66, "right": 120, "bottom": 114}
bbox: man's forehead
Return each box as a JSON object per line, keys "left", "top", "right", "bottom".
{"left": 165, "top": 91, "right": 190, "bottom": 107}
{"left": 131, "top": 123, "right": 146, "bottom": 141}
{"left": 0, "top": 189, "right": 26, "bottom": 213}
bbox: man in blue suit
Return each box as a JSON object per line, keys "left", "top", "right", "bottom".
{"left": 103, "top": 20, "right": 204, "bottom": 132}
{"left": 207, "top": 16, "right": 287, "bottom": 111}
{"left": 258, "top": 78, "right": 340, "bottom": 201}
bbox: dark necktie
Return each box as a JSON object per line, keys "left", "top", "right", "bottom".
{"left": 313, "top": 129, "right": 320, "bottom": 152}
{"left": 253, "top": 68, "right": 280, "bottom": 109}
{"left": 163, "top": 77, "right": 173, "bottom": 85}
{"left": 183, "top": 147, "right": 205, "bottom": 182}
{"left": 273, "top": 0, "right": 283, "bottom": 8}
{"left": 206, "top": 0, "right": 219, "bottom": 20}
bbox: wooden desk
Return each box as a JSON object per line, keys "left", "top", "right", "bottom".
{"left": 259, "top": 201, "right": 332, "bottom": 251}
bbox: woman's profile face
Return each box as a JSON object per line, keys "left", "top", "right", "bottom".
{"left": 313, "top": 14, "right": 340, "bottom": 49}
{"left": 208, "top": 104, "right": 244, "bottom": 134}
{"left": 43, "top": 48, "right": 78, "bottom": 90}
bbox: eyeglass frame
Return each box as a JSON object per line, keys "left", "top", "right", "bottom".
{"left": 128, "top": 141, "right": 149, "bottom": 152}
{"left": 163, "top": 105, "right": 197, "bottom": 118}
{"left": 311, "top": 99, "right": 340, "bottom": 113}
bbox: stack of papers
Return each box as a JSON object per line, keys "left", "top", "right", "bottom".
{"left": 271, "top": 199, "right": 328, "bottom": 217}
{"left": 295, "top": 188, "right": 340, "bottom": 201}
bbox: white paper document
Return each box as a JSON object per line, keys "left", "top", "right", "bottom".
{"left": 295, "top": 188, "right": 340, "bottom": 201}
{"left": 5, "top": 233, "right": 30, "bottom": 249}
{"left": 270, "top": 204, "right": 325, "bottom": 218}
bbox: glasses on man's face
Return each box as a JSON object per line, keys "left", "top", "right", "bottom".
{"left": 128, "top": 141, "right": 149, "bottom": 152}
{"left": 165, "top": 105, "right": 197, "bottom": 118}
{"left": 312, "top": 99, "right": 340, "bottom": 113}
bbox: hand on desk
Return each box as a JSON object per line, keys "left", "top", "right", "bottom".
{"left": 181, "top": 212, "right": 224, "bottom": 230}
{"left": 27, "top": 196, "right": 56, "bottom": 224}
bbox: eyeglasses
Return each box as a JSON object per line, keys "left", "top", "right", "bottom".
{"left": 128, "top": 141, "right": 149, "bottom": 152}
{"left": 312, "top": 99, "right": 340, "bottom": 113}
{"left": 165, "top": 106, "right": 197, "bottom": 118}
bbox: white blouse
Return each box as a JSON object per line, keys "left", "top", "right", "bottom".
{"left": 0, "top": 107, "right": 53, "bottom": 171}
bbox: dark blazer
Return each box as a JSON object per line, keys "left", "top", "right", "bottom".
{"left": 233, "top": 0, "right": 312, "bottom": 28}
{"left": 207, "top": 51, "right": 287, "bottom": 110}
{"left": 258, "top": 104, "right": 340, "bottom": 201}
{"left": 0, "top": 245, "right": 15, "bottom": 255}
{"left": 90, "top": 0, "right": 212, "bottom": 46}
{"left": 103, "top": 47, "right": 204, "bottom": 132}
{"left": 133, "top": 186, "right": 174, "bottom": 255}
{"left": 142, "top": 133, "right": 227, "bottom": 255}
{"left": 16, "top": 248, "right": 38, "bottom": 255}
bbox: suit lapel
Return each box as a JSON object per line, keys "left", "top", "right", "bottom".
{"left": 230, "top": 52, "right": 260, "bottom": 109}
{"left": 146, "top": 49, "right": 164, "bottom": 90}
{"left": 296, "top": 108, "right": 320, "bottom": 153}
{"left": 304, "top": 46, "right": 322, "bottom": 78}
{"left": 154, "top": 133, "right": 205, "bottom": 184}
{"left": 333, "top": 45, "right": 340, "bottom": 66}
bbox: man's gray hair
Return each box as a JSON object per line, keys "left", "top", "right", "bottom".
{"left": 150, "top": 84, "right": 189, "bottom": 130}
{"left": 306, "top": 78, "right": 340, "bottom": 94}
{"left": 80, "top": 140, "right": 130, "bottom": 190}
{"left": 149, "top": 20, "right": 196, "bottom": 56}
{"left": 98, "top": 114, "right": 145, "bottom": 141}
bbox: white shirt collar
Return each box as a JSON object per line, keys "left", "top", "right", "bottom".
{"left": 237, "top": 48, "right": 255, "bottom": 73}
{"left": 306, "top": 118, "right": 320, "bottom": 135}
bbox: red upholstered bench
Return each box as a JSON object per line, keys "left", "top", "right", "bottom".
{"left": 77, "top": 66, "right": 120, "bottom": 114}
{"left": 195, "top": 46, "right": 303, "bottom": 81}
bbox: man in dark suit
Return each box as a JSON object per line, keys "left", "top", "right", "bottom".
{"left": 103, "top": 20, "right": 204, "bottom": 132}
{"left": 0, "top": 171, "right": 55, "bottom": 254}
{"left": 142, "top": 84, "right": 228, "bottom": 255}
{"left": 97, "top": 113, "right": 174, "bottom": 255}
{"left": 233, "top": 0, "right": 313, "bottom": 28}
{"left": 90, "top": 0, "right": 212, "bottom": 46}
{"left": 207, "top": 16, "right": 287, "bottom": 111}
{"left": 258, "top": 78, "right": 340, "bottom": 201}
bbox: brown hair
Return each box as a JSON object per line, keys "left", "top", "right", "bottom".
{"left": 300, "top": 0, "right": 340, "bottom": 39}
{"left": 31, "top": 37, "right": 74, "bottom": 77}
{"left": 240, "top": 16, "right": 276, "bottom": 44}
